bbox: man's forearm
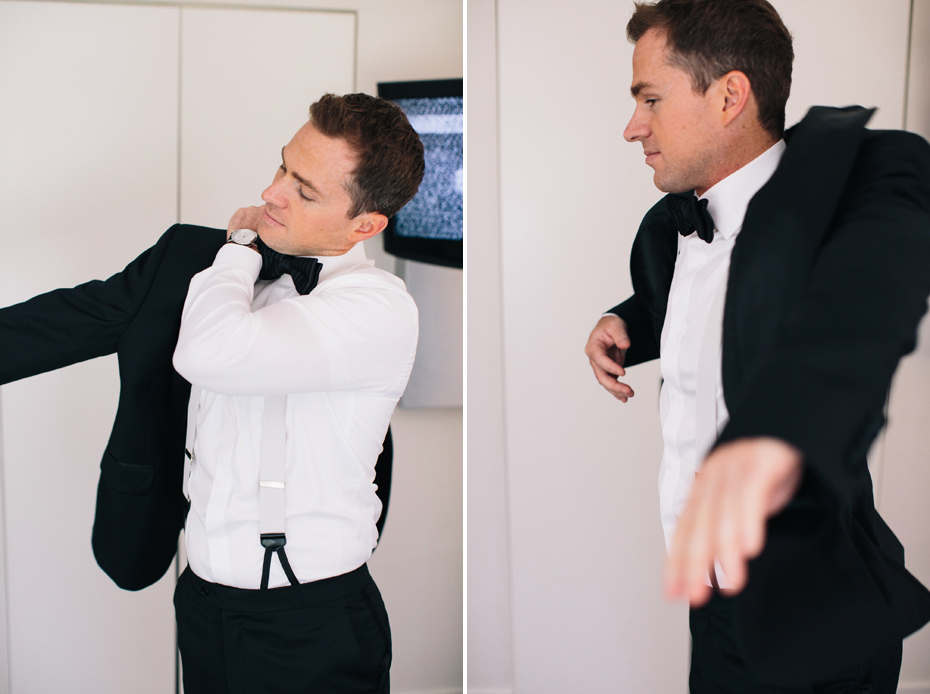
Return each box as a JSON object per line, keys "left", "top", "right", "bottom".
{"left": 173, "top": 244, "right": 418, "bottom": 397}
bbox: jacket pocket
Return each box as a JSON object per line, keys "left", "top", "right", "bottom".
{"left": 100, "top": 451, "right": 154, "bottom": 495}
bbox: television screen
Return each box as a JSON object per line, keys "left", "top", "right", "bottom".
{"left": 378, "top": 79, "right": 463, "bottom": 268}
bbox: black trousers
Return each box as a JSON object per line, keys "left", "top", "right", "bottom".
{"left": 174, "top": 564, "right": 391, "bottom": 694}
{"left": 690, "top": 592, "right": 902, "bottom": 694}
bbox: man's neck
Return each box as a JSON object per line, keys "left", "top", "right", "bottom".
{"left": 694, "top": 133, "right": 779, "bottom": 197}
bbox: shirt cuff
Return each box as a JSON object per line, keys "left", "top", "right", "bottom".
{"left": 215, "top": 241, "right": 263, "bottom": 278}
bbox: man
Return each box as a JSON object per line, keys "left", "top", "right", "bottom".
{"left": 0, "top": 92, "right": 423, "bottom": 693}
{"left": 585, "top": 1, "right": 930, "bottom": 691}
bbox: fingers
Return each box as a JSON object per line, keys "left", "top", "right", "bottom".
{"left": 227, "top": 206, "right": 264, "bottom": 237}
{"left": 716, "top": 480, "right": 748, "bottom": 591}
{"left": 591, "top": 361, "right": 635, "bottom": 402}
{"left": 738, "top": 470, "right": 770, "bottom": 560}
{"left": 585, "top": 315, "right": 633, "bottom": 398}
{"left": 665, "top": 467, "right": 718, "bottom": 607}
{"left": 601, "top": 318, "right": 631, "bottom": 352}
{"left": 665, "top": 439, "right": 804, "bottom": 606}
{"left": 589, "top": 345, "right": 626, "bottom": 378}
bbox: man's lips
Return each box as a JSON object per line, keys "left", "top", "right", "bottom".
{"left": 263, "top": 208, "right": 284, "bottom": 227}
{"left": 644, "top": 150, "right": 660, "bottom": 163}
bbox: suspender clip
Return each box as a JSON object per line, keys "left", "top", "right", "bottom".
{"left": 260, "top": 533, "right": 286, "bottom": 550}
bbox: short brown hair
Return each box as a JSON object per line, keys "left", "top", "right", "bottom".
{"left": 309, "top": 93, "right": 425, "bottom": 219}
{"left": 628, "top": 0, "right": 793, "bottom": 139}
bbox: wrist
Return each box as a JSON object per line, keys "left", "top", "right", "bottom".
{"left": 227, "top": 228, "right": 260, "bottom": 253}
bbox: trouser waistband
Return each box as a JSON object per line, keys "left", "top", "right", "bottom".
{"left": 183, "top": 563, "right": 372, "bottom": 613}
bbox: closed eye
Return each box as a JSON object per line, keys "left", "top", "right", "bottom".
{"left": 279, "top": 163, "right": 312, "bottom": 201}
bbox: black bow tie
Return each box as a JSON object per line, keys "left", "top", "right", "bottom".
{"left": 666, "top": 192, "right": 715, "bottom": 243}
{"left": 256, "top": 238, "right": 323, "bottom": 295}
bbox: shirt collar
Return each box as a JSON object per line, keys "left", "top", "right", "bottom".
{"left": 699, "top": 139, "right": 786, "bottom": 240}
{"left": 308, "top": 241, "right": 369, "bottom": 283}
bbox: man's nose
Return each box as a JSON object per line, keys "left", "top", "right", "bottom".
{"left": 261, "top": 178, "right": 286, "bottom": 207}
{"left": 624, "top": 109, "right": 647, "bottom": 143}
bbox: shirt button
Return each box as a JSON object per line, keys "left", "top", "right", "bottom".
{"left": 201, "top": 586, "right": 210, "bottom": 597}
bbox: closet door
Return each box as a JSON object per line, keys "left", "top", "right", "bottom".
{"left": 179, "top": 8, "right": 356, "bottom": 226}
{"left": 0, "top": 4, "right": 180, "bottom": 692}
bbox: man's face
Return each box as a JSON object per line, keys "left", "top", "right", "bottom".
{"left": 258, "top": 121, "right": 370, "bottom": 256}
{"left": 624, "top": 28, "right": 721, "bottom": 195}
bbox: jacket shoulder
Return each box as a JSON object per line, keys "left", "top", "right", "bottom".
{"left": 864, "top": 127, "right": 930, "bottom": 150}
{"left": 844, "top": 129, "right": 930, "bottom": 212}
{"left": 163, "top": 224, "right": 227, "bottom": 256}
{"left": 859, "top": 128, "right": 930, "bottom": 171}
{"left": 148, "top": 224, "right": 226, "bottom": 282}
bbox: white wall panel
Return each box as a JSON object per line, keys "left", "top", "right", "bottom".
{"left": 496, "top": 1, "right": 686, "bottom": 690}
{"left": 778, "top": 0, "right": 910, "bottom": 131}
{"left": 466, "top": 0, "right": 515, "bottom": 690}
{"left": 368, "top": 407, "right": 463, "bottom": 693}
{"left": 399, "top": 261, "right": 463, "bottom": 408}
{"left": 179, "top": 7, "right": 355, "bottom": 228}
{"left": 0, "top": 3, "right": 180, "bottom": 692}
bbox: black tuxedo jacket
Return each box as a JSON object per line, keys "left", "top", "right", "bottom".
{"left": 610, "top": 106, "right": 930, "bottom": 684}
{"left": 0, "top": 224, "right": 225, "bottom": 590}
{"left": 0, "top": 224, "right": 395, "bottom": 592}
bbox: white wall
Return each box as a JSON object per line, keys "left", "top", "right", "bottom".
{"left": 467, "top": 1, "right": 929, "bottom": 692}
{"left": 0, "top": 7, "right": 183, "bottom": 692}
{"left": 466, "top": 1, "right": 514, "bottom": 693}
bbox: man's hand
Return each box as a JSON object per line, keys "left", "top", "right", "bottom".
{"left": 665, "top": 437, "right": 803, "bottom": 606}
{"left": 585, "top": 314, "right": 634, "bottom": 402}
{"left": 227, "top": 206, "right": 264, "bottom": 240}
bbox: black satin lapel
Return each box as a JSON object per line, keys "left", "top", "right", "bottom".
{"left": 722, "top": 106, "right": 875, "bottom": 405}
{"left": 630, "top": 196, "right": 680, "bottom": 346}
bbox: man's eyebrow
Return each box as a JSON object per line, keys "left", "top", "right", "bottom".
{"left": 281, "top": 146, "right": 323, "bottom": 196}
{"left": 631, "top": 81, "right": 654, "bottom": 97}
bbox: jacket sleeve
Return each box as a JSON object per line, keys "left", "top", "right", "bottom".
{"left": 606, "top": 294, "right": 660, "bottom": 367}
{"left": 0, "top": 225, "right": 180, "bottom": 385}
{"left": 604, "top": 197, "right": 679, "bottom": 368}
{"left": 717, "top": 131, "right": 930, "bottom": 506}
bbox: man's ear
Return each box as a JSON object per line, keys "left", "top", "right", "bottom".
{"left": 719, "top": 70, "right": 752, "bottom": 125}
{"left": 348, "top": 212, "right": 389, "bottom": 243}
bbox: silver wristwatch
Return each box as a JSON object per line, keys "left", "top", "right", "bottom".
{"left": 227, "top": 228, "right": 259, "bottom": 249}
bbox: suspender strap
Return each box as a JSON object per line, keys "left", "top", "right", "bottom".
{"left": 259, "top": 394, "right": 288, "bottom": 536}
{"left": 186, "top": 389, "right": 300, "bottom": 590}
{"left": 259, "top": 394, "right": 299, "bottom": 590}
{"left": 260, "top": 535, "right": 299, "bottom": 590}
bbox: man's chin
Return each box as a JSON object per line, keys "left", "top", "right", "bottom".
{"left": 653, "top": 173, "right": 692, "bottom": 195}
{"left": 256, "top": 222, "right": 287, "bottom": 253}
{"left": 654, "top": 176, "right": 675, "bottom": 194}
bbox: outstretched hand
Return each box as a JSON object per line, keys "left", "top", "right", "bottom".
{"left": 665, "top": 437, "right": 803, "bottom": 606}
{"left": 585, "top": 314, "right": 635, "bottom": 402}
{"left": 227, "top": 206, "right": 264, "bottom": 240}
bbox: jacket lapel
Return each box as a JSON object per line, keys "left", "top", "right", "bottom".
{"left": 721, "top": 106, "right": 875, "bottom": 407}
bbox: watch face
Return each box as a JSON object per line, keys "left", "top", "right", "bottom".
{"left": 231, "top": 228, "right": 258, "bottom": 245}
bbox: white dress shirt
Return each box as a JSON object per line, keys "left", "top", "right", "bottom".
{"left": 658, "top": 140, "right": 786, "bottom": 580}
{"left": 173, "top": 241, "right": 418, "bottom": 589}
